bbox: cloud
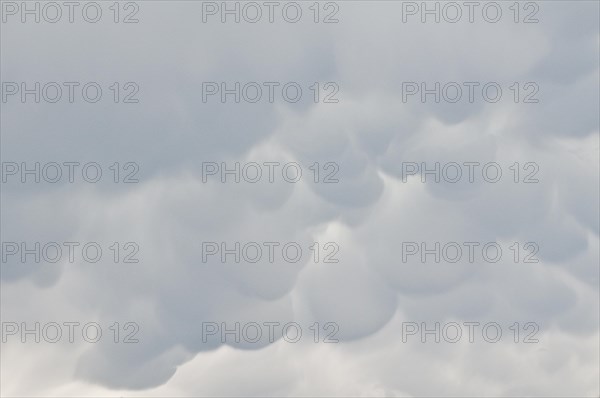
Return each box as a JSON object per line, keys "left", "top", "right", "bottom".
{"left": 1, "top": 1, "right": 598, "bottom": 395}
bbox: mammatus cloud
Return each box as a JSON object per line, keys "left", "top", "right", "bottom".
{"left": 1, "top": 1, "right": 598, "bottom": 396}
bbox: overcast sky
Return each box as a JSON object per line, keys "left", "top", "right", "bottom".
{"left": 1, "top": 1, "right": 599, "bottom": 396}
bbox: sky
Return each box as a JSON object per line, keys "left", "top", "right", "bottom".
{"left": 1, "top": 1, "right": 599, "bottom": 396}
